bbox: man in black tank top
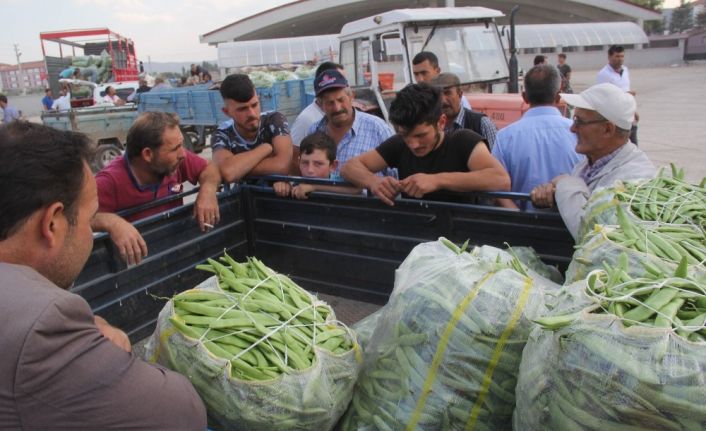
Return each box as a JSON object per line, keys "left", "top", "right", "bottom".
{"left": 341, "top": 83, "right": 510, "bottom": 205}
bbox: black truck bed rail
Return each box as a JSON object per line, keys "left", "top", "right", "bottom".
{"left": 73, "top": 185, "right": 573, "bottom": 341}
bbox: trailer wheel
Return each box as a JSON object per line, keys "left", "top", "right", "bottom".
{"left": 94, "top": 143, "right": 123, "bottom": 172}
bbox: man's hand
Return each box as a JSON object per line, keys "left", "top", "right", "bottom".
{"left": 531, "top": 174, "right": 569, "bottom": 208}
{"left": 273, "top": 181, "right": 292, "bottom": 197}
{"left": 94, "top": 316, "right": 132, "bottom": 353}
{"left": 291, "top": 184, "right": 315, "bottom": 200}
{"left": 194, "top": 189, "right": 220, "bottom": 232}
{"left": 399, "top": 174, "right": 438, "bottom": 199}
{"left": 97, "top": 214, "right": 148, "bottom": 265}
{"left": 370, "top": 176, "right": 400, "bottom": 206}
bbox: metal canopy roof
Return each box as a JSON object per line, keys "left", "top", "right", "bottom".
{"left": 512, "top": 21, "right": 649, "bottom": 48}
{"left": 218, "top": 34, "right": 339, "bottom": 68}
{"left": 200, "top": 0, "right": 662, "bottom": 46}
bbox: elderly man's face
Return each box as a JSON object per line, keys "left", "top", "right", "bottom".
{"left": 439, "top": 86, "right": 463, "bottom": 120}
{"left": 570, "top": 108, "right": 611, "bottom": 161}
{"left": 317, "top": 87, "right": 354, "bottom": 128}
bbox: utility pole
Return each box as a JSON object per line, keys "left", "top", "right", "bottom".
{"left": 13, "top": 43, "right": 26, "bottom": 95}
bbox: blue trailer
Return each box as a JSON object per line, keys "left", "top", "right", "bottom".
{"left": 137, "top": 78, "right": 314, "bottom": 152}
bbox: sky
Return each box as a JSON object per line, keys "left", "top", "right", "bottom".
{"left": 0, "top": 0, "right": 685, "bottom": 66}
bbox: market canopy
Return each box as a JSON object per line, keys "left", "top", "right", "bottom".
{"left": 511, "top": 21, "right": 649, "bottom": 49}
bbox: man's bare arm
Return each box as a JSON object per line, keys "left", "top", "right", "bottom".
{"left": 248, "top": 135, "right": 293, "bottom": 176}
{"left": 91, "top": 213, "right": 148, "bottom": 265}
{"left": 194, "top": 163, "right": 221, "bottom": 231}
{"left": 213, "top": 144, "right": 273, "bottom": 183}
{"left": 341, "top": 151, "right": 399, "bottom": 206}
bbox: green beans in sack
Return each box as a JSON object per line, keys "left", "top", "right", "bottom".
{"left": 340, "top": 239, "right": 562, "bottom": 430}
{"left": 145, "top": 255, "right": 361, "bottom": 431}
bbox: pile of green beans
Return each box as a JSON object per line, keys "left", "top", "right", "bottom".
{"left": 614, "top": 165, "right": 706, "bottom": 229}
{"left": 606, "top": 206, "right": 705, "bottom": 267}
{"left": 169, "top": 254, "right": 354, "bottom": 381}
{"left": 538, "top": 254, "right": 706, "bottom": 342}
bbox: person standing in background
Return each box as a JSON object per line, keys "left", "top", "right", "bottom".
{"left": 596, "top": 45, "right": 639, "bottom": 145}
{"left": 41, "top": 88, "right": 54, "bottom": 111}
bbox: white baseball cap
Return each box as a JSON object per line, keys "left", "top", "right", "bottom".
{"left": 561, "top": 83, "right": 636, "bottom": 130}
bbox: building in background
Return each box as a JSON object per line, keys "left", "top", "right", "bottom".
{"left": 0, "top": 61, "right": 47, "bottom": 93}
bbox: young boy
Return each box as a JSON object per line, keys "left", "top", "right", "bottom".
{"left": 274, "top": 132, "right": 360, "bottom": 199}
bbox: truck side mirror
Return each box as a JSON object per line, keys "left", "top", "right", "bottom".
{"left": 372, "top": 39, "right": 385, "bottom": 62}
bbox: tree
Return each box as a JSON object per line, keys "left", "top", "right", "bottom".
{"left": 644, "top": 17, "right": 665, "bottom": 35}
{"left": 697, "top": 10, "right": 706, "bottom": 28}
{"left": 626, "top": 0, "right": 664, "bottom": 10}
{"left": 670, "top": 2, "right": 694, "bottom": 34}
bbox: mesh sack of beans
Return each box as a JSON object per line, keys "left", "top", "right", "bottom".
{"left": 516, "top": 255, "right": 706, "bottom": 430}
{"left": 340, "top": 239, "right": 562, "bottom": 431}
{"left": 145, "top": 255, "right": 361, "bottom": 431}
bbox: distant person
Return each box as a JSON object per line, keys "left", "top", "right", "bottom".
{"left": 533, "top": 55, "right": 547, "bottom": 66}
{"left": 58, "top": 66, "right": 80, "bottom": 79}
{"left": 290, "top": 61, "right": 343, "bottom": 148}
{"left": 212, "top": 74, "right": 292, "bottom": 183}
{"left": 412, "top": 51, "right": 472, "bottom": 110}
{"left": 531, "top": 83, "right": 655, "bottom": 241}
{"left": 41, "top": 88, "right": 54, "bottom": 111}
{"left": 190, "top": 64, "right": 206, "bottom": 81}
{"left": 596, "top": 45, "right": 638, "bottom": 145}
{"left": 0, "top": 121, "right": 207, "bottom": 430}
{"left": 557, "top": 53, "right": 573, "bottom": 93}
{"left": 102, "top": 86, "right": 126, "bottom": 106}
{"left": 431, "top": 73, "right": 498, "bottom": 149}
{"left": 492, "top": 65, "right": 582, "bottom": 210}
{"left": 127, "top": 77, "right": 151, "bottom": 103}
{"left": 51, "top": 87, "right": 72, "bottom": 111}
{"left": 152, "top": 76, "right": 170, "bottom": 91}
{"left": 93, "top": 112, "right": 221, "bottom": 265}
{"left": 342, "top": 83, "right": 510, "bottom": 205}
{"left": 273, "top": 132, "right": 361, "bottom": 199}
{"left": 202, "top": 72, "right": 213, "bottom": 85}
{"left": 307, "top": 69, "right": 395, "bottom": 178}
{"left": 139, "top": 60, "right": 145, "bottom": 73}
{"left": 0, "top": 95, "right": 20, "bottom": 123}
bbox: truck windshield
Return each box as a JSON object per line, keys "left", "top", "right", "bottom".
{"left": 405, "top": 24, "right": 508, "bottom": 83}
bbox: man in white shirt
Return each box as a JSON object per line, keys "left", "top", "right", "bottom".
{"left": 596, "top": 45, "right": 638, "bottom": 145}
{"left": 102, "top": 86, "right": 125, "bottom": 106}
{"left": 51, "top": 87, "right": 72, "bottom": 111}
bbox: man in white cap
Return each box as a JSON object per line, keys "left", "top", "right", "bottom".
{"left": 531, "top": 83, "right": 655, "bottom": 241}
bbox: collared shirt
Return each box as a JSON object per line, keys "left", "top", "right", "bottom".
{"left": 492, "top": 106, "right": 582, "bottom": 210}
{"left": 596, "top": 64, "right": 630, "bottom": 92}
{"left": 95, "top": 153, "right": 207, "bottom": 222}
{"left": 309, "top": 109, "right": 394, "bottom": 177}
{"left": 2, "top": 105, "right": 19, "bottom": 122}
{"left": 578, "top": 144, "right": 624, "bottom": 184}
{"left": 449, "top": 108, "right": 498, "bottom": 150}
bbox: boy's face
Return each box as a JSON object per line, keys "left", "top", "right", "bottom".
{"left": 299, "top": 149, "right": 335, "bottom": 178}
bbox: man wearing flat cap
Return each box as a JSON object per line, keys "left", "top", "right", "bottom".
{"left": 531, "top": 83, "right": 655, "bottom": 241}
{"left": 307, "top": 69, "right": 394, "bottom": 178}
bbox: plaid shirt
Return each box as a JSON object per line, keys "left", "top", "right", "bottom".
{"left": 578, "top": 145, "right": 623, "bottom": 184}
{"left": 450, "top": 108, "right": 498, "bottom": 150}
{"left": 309, "top": 110, "right": 395, "bottom": 177}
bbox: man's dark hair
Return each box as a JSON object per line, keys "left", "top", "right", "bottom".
{"left": 299, "top": 132, "right": 336, "bottom": 163}
{"left": 524, "top": 65, "right": 561, "bottom": 105}
{"left": 558, "top": 53, "right": 567, "bottom": 60}
{"left": 608, "top": 45, "right": 625, "bottom": 55}
{"left": 125, "top": 112, "right": 180, "bottom": 160}
{"left": 0, "top": 121, "right": 92, "bottom": 240}
{"left": 45, "top": 88, "right": 52, "bottom": 94}
{"left": 0, "top": 94, "right": 7, "bottom": 103}
{"left": 315, "top": 62, "right": 343, "bottom": 78}
{"left": 389, "top": 83, "right": 442, "bottom": 131}
{"left": 220, "top": 73, "right": 256, "bottom": 102}
{"left": 412, "top": 51, "right": 439, "bottom": 67}
{"left": 533, "top": 55, "right": 547, "bottom": 66}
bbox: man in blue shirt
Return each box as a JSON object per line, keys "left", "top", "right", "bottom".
{"left": 491, "top": 64, "right": 582, "bottom": 210}
{"left": 41, "top": 89, "right": 54, "bottom": 111}
{"left": 0, "top": 95, "right": 20, "bottom": 123}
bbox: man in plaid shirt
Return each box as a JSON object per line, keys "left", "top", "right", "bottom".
{"left": 307, "top": 69, "right": 395, "bottom": 178}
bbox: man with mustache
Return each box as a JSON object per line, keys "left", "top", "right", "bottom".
{"left": 93, "top": 112, "right": 221, "bottom": 265}
{"left": 342, "top": 83, "right": 510, "bottom": 205}
{"left": 212, "top": 73, "right": 293, "bottom": 183}
{"left": 430, "top": 73, "right": 498, "bottom": 149}
{"left": 306, "top": 69, "right": 394, "bottom": 178}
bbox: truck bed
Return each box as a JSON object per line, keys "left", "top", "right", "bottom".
{"left": 73, "top": 184, "right": 574, "bottom": 341}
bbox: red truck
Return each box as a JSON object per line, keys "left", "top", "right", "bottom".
{"left": 40, "top": 28, "right": 139, "bottom": 108}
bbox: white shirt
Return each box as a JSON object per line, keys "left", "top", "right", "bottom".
{"left": 290, "top": 102, "right": 324, "bottom": 147}
{"left": 596, "top": 64, "right": 630, "bottom": 92}
{"left": 103, "top": 94, "right": 121, "bottom": 104}
{"left": 52, "top": 94, "right": 71, "bottom": 111}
